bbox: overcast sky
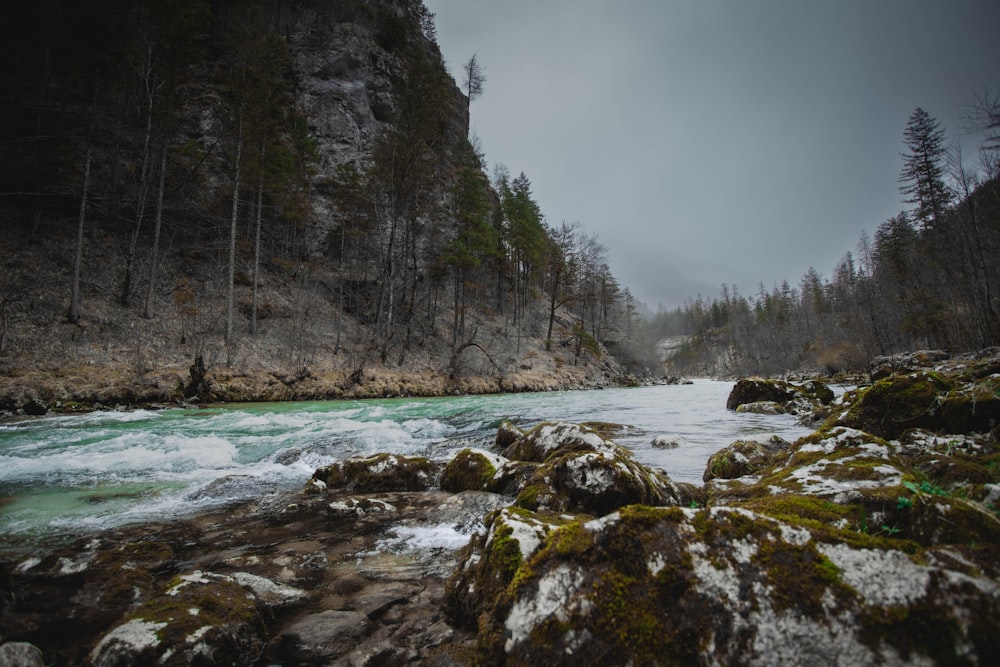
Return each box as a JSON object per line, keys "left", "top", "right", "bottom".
{"left": 422, "top": 0, "right": 999, "bottom": 310}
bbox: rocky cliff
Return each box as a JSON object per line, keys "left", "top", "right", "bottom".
{"left": 0, "top": 0, "right": 643, "bottom": 413}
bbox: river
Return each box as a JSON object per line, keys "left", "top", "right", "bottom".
{"left": 0, "top": 380, "right": 817, "bottom": 548}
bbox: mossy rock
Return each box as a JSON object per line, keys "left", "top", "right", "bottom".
{"left": 501, "top": 421, "right": 614, "bottom": 463}
{"left": 90, "top": 571, "right": 266, "bottom": 667}
{"left": 735, "top": 401, "right": 785, "bottom": 415}
{"left": 800, "top": 379, "right": 836, "bottom": 405}
{"left": 311, "top": 453, "right": 441, "bottom": 492}
{"left": 840, "top": 371, "right": 955, "bottom": 439}
{"left": 472, "top": 505, "right": 1000, "bottom": 665}
{"left": 703, "top": 440, "right": 774, "bottom": 482}
{"left": 485, "top": 460, "right": 539, "bottom": 496}
{"left": 495, "top": 420, "right": 522, "bottom": 450}
{"left": 440, "top": 449, "right": 499, "bottom": 493}
{"left": 727, "top": 378, "right": 797, "bottom": 410}
{"left": 728, "top": 378, "right": 834, "bottom": 415}
{"left": 445, "top": 507, "right": 573, "bottom": 631}
{"left": 514, "top": 447, "right": 680, "bottom": 516}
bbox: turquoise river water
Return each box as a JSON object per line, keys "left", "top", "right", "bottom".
{"left": 0, "top": 380, "right": 817, "bottom": 548}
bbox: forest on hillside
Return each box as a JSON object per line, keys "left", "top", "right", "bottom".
{"left": 0, "top": 0, "right": 648, "bottom": 390}
{"left": 654, "top": 101, "right": 1000, "bottom": 377}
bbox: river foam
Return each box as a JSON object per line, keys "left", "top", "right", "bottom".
{"left": 1, "top": 381, "right": 816, "bottom": 541}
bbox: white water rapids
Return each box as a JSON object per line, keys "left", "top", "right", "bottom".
{"left": 0, "top": 380, "right": 818, "bottom": 547}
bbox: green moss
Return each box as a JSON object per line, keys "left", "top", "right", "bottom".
{"left": 842, "top": 372, "right": 956, "bottom": 439}
{"left": 440, "top": 449, "right": 497, "bottom": 492}
{"left": 131, "top": 575, "right": 262, "bottom": 651}
{"left": 514, "top": 482, "right": 546, "bottom": 510}
{"left": 858, "top": 594, "right": 990, "bottom": 665}
{"left": 755, "top": 536, "right": 856, "bottom": 618}
{"left": 735, "top": 494, "right": 920, "bottom": 553}
{"left": 579, "top": 421, "right": 630, "bottom": 439}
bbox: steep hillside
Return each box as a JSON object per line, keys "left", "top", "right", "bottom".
{"left": 0, "top": 0, "right": 649, "bottom": 411}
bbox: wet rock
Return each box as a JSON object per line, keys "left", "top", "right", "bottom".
{"left": 651, "top": 434, "right": 685, "bottom": 448}
{"left": 495, "top": 420, "right": 523, "bottom": 450}
{"left": 735, "top": 400, "right": 785, "bottom": 415}
{"left": 440, "top": 449, "right": 501, "bottom": 493}
{"left": 484, "top": 460, "right": 539, "bottom": 496}
{"left": 727, "top": 378, "right": 796, "bottom": 410}
{"left": 446, "top": 507, "right": 573, "bottom": 630}
{"left": 514, "top": 445, "right": 681, "bottom": 515}
{"left": 727, "top": 377, "right": 834, "bottom": 418}
{"left": 703, "top": 439, "right": 774, "bottom": 481}
{"left": 494, "top": 421, "right": 682, "bottom": 515}
{"left": 312, "top": 453, "right": 442, "bottom": 493}
{"left": 0, "top": 642, "right": 45, "bottom": 667}
{"left": 278, "top": 610, "right": 370, "bottom": 663}
{"left": 327, "top": 496, "right": 397, "bottom": 518}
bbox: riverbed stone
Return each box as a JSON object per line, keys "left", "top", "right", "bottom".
{"left": 703, "top": 439, "right": 774, "bottom": 481}
{"left": 278, "top": 610, "right": 370, "bottom": 663}
{"left": 440, "top": 449, "right": 502, "bottom": 493}
{"left": 89, "top": 570, "right": 266, "bottom": 667}
{"left": 311, "top": 453, "right": 442, "bottom": 493}
{"left": 0, "top": 642, "right": 45, "bottom": 667}
{"left": 501, "top": 421, "right": 617, "bottom": 463}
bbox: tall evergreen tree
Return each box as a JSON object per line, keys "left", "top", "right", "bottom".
{"left": 899, "top": 107, "right": 951, "bottom": 231}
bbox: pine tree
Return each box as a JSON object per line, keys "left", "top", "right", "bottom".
{"left": 899, "top": 107, "right": 951, "bottom": 231}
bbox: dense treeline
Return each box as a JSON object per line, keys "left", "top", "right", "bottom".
{"left": 0, "top": 0, "right": 643, "bottom": 381}
{"left": 654, "top": 102, "right": 1000, "bottom": 377}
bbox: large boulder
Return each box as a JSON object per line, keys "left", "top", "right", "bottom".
{"left": 310, "top": 453, "right": 442, "bottom": 493}
{"left": 839, "top": 370, "right": 1000, "bottom": 440}
{"left": 727, "top": 377, "right": 834, "bottom": 420}
{"left": 703, "top": 439, "right": 775, "bottom": 482}
{"left": 463, "top": 504, "right": 1000, "bottom": 665}
{"left": 89, "top": 570, "right": 271, "bottom": 667}
{"left": 514, "top": 446, "right": 681, "bottom": 515}
{"left": 497, "top": 422, "right": 682, "bottom": 515}
{"left": 501, "top": 421, "right": 614, "bottom": 463}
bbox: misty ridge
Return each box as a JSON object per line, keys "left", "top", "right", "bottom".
{"left": 0, "top": 0, "right": 998, "bottom": 409}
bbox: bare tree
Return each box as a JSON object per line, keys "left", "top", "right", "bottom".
{"left": 143, "top": 145, "right": 167, "bottom": 319}
{"left": 68, "top": 143, "right": 92, "bottom": 324}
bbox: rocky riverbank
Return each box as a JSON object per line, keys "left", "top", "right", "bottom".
{"left": 0, "top": 361, "right": 681, "bottom": 420}
{"left": 2, "top": 350, "right": 999, "bottom": 665}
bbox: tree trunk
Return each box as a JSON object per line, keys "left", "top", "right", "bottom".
{"left": 143, "top": 146, "right": 167, "bottom": 319}
{"left": 226, "top": 111, "right": 244, "bottom": 348}
{"left": 68, "top": 144, "right": 92, "bottom": 324}
{"left": 251, "top": 140, "right": 265, "bottom": 336}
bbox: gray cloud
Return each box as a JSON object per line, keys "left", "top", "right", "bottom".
{"left": 424, "top": 0, "right": 1000, "bottom": 309}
